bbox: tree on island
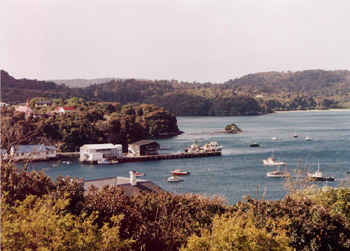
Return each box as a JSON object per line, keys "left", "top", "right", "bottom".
{"left": 224, "top": 123, "right": 242, "bottom": 133}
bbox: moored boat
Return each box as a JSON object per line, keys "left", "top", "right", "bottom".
{"left": 267, "top": 166, "right": 290, "bottom": 178}
{"left": 249, "top": 143, "right": 259, "bottom": 147}
{"left": 263, "top": 153, "right": 286, "bottom": 166}
{"left": 170, "top": 169, "right": 191, "bottom": 175}
{"left": 97, "top": 158, "right": 119, "bottom": 164}
{"left": 308, "top": 162, "right": 334, "bottom": 181}
{"left": 305, "top": 135, "right": 313, "bottom": 141}
{"left": 135, "top": 172, "right": 145, "bottom": 177}
{"left": 167, "top": 175, "right": 184, "bottom": 182}
{"left": 203, "top": 141, "right": 223, "bottom": 152}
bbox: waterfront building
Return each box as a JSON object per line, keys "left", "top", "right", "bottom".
{"left": 128, "top": 140, "right": 160, "bottom": 156}
{"left": 79, "top": 143, "right": 123, "bottom": 162}
{"left": 10, "top": 144, "right": 57, "bottom": 161}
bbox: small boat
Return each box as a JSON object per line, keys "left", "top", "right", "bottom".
{"left": 267, "top": 166, "right": 290, "bottom": 178}
{"left": 293, "top": 133, "right": 298, "bottom": 138}
{"left": 167, "top": 175, "right": 184, "bottom": 182}
{"left": 272, "top": 137, "right": 278, "bottom": 141}
{"left": 263, "top": 153, "right": 286, "bottom": 166}
{"left": 63, "top": 161, "right": 72, "bottom": 164}
{"left": 308, "top": 162, "right": 334, "bottom": 181}
{"left": 97, "top": 158, "right": 119, "bottom": 165}
{"left": 305, "top": 135, "right": 313, "bottom": 141}
{"left": 135, "top": 172, "right": 145, "bottom": 177}
{"left": 170, "top": 169, "right": 191, "bottom": 175}
{"left": 249, "top": 143, "right": 259, "bottom": 147}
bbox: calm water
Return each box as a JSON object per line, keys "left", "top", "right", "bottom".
{"left": 28, "top": 110, "right": 350, "bottom": 205}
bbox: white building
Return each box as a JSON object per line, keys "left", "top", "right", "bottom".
{"left": 80, "top": 144, "right": 123, "bottom": 162}
{"left": 10, "top": 145, "right": 57, "bottom": 161}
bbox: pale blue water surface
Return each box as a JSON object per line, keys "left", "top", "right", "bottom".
{"left": 27, "top": 110, "right": 350, "bottom": 205}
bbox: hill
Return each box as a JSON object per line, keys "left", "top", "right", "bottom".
{"left": 2, "top": 69, "right": 350, "bottom": 114}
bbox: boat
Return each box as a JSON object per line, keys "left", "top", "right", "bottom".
{"left": 308, "top": 162, "right": 334, "bottom": 181}
{"left": 272, "top": 137, "right": 278, "bottom": 140}
{"left": 202, "top": 140, "right": 223, "bottom": 152}
{"left": 267, "top": 166, "right": 290, "bottom": 178}
{"left": 184, "top": 141, "right": 201, "bottom": 153}
{"left": 249, "top": 143, "right": 259, "bottom": 147}
{"left": 170, "top": 169, "right": 191, "bottom": 175}
{"left": 167, "top": 175, "right": 184, "bottom": 182}
{"left": 263, "top": 153, "right": 286, "bottom": 166}
{"left": 305, "top": 135, "right": 313, "bottom": 141}
{"left": 97, "top": 158, "right": 119, "bottom": 165}
{"left": 293, "top": 133, "right": 298, "bottom": 138}
{"left": 135, "top": 172, "right": 145, "bottom": 177}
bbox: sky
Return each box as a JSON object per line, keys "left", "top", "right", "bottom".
{"left": 1, "top": 0, "right": 350, "bottom": 83}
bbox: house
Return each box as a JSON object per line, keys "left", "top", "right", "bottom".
{"left": 80, "top": 143, "right": 123, "bottom": 162}
{"left": 15, "top": 99, "right": 33, "bottom": 118}
{"left": 35, "top": 100, "right": 53, "bottom": 107}
{"left": 1, "top": 149, "right": 8, "bottom": 161}
{"left": 53, "top": 106, "right": 75, "bottom": 114}
{"left": 0, "top": 102, "right": 10, "bottom": 107}
{"left": 83, "top": 171, "right": 163, "bottom": 196}
{"left": 128, "top": 140, "right": 160, "bottom": 156}
{"left": 10, "top": 145, "right": 56, "bottom": 161}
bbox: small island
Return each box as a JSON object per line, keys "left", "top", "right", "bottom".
{"left": 222, "top": 123, "right": 242, "bottom": 133}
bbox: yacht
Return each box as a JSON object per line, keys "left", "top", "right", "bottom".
{"left": 170, "top": 169, "right": 191, "bottom": 175}
{"left": 202, "top": 141, "right": 223, "bottom": 152}
{"left": 308, "top": 162, "right": 334, "bottom": 181}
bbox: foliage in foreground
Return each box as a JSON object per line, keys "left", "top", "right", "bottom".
{"left": 1, "top": 162, "right": 350, "bottom": 250}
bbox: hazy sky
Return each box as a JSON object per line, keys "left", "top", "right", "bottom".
{"left": 1, "top": 0, "right": 350, "bottom": 83}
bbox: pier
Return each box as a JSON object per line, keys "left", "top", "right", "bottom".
{"left": 81, "top": 151, "right": 221, "bottom": 164}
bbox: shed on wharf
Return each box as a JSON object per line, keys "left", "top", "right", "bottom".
{"left": 128, "top": 140, "right": 160, "bottom": 156}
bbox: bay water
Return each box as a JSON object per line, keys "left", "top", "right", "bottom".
{"left": 28, "top": 110, "right": 350, "bottom": 205}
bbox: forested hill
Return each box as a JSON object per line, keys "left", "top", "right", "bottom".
{"left": 2, "top": 69, "right": 350, "bottom": 115}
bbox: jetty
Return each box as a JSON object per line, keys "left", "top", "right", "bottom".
{"left": 82, "top": 151, "right": 221, "bottom": 164}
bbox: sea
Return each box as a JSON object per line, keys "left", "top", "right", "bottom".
{"left": 27, "top": 110, "right": 350, "bottom": 205}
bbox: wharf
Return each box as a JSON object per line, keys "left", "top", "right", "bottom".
{"left": 81, "top": 151, "right": 221, "bottom": 164}
{"left": 57, "top": 152, "right": 80, "bottom": 158}
{"left": 118, "top": 151, "right": 221, "bottom": 163}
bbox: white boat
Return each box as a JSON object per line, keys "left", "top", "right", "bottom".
{"left": 305, "top": 135, "right": 313, "bottom": 141}
{"left": 202, "top": 141, "right": 223, "bottom": 152}
{"left": 167, "top": 175, "right": 184, "bottom": 182}
{"left": 97, "top": 158, "right": 119, "bottom": 165}
{"left": 293, "top": 133, "right": 298, "bottom": 138}
{"left": 308, "top": 162, "right": 334, "bottom": 181}
{"left": 272, "top": 137, "right": 281, "bottom": 141}
{"left": 267, "top": 166, "right": 290, "bottom": 178}
{"left": 263, "top": 153, "right": 286, "bottom": 166}
{"left": 184, "top": 141, "right": 201, "bottom": 153}
{"left": 135, "top": 172, "right": 145, "bottom": 177}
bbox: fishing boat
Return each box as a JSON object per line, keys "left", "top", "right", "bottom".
{"left": 263, "top": 153, "right": 286, "bottom": 166}
{"left": 267, "top": 166, "right": 290, "bottom": 178}
{"left": 202, "top": 140, "right": 223, "bottom": 152}
{"left": 167, "top": 175, "right": 184, "bottom": 182}
{"left": 308, "top": 162, "right": 334, "bottom": 181}
{"left": 184, "top": 141, "right": 201, "bottom": 153}
{"left": 170, "top": 169, "right": 191, "bottom": 176}
{"left": 97, "top": 158, "right": 119, "bottom": 165}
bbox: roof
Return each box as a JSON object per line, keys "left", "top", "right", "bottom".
{"left": 36, "top": 100, "right": 52, "bottom": 104}
{"left": 81, "top": 144, "right": 122, "bottom": 150}
{"left": 130, "top": 140, "right": 159, "bottom": 146}
{"left": 15, "top": 106, "right": 33, "bottom": 113}
{"left": 83, "top": 176, "right": 162, "bottom": 196}
{"left": 12, "top": 145, "right": 47, "bottom": 153}
{"left": 11, "top": 145, "right": 56, "bottom": 154}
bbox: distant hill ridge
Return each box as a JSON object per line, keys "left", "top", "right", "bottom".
{"left": 2, "top": 69, "right": 350, "bottom": 114}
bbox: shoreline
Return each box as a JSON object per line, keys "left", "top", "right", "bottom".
{"left": 274, "top": 108, "right": 350, "bottom": 114}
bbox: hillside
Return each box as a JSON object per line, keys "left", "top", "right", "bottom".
{"left": 2, "top": 69, "right": 350, "bottom": 114}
